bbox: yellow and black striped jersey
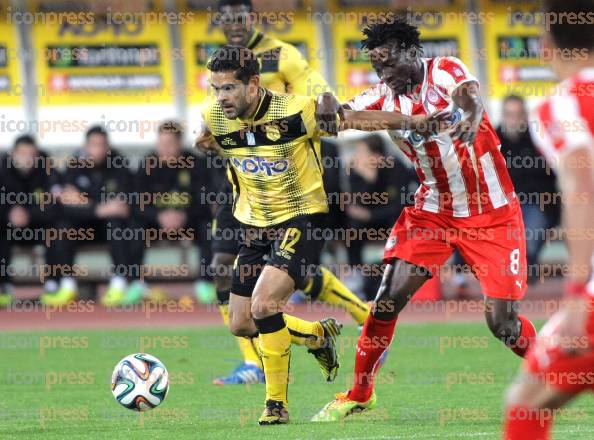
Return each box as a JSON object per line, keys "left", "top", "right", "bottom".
{"left": 246, "top": 31, "right": 330, "bottom": 96}
{"left": 202, "top": 89, "right": 329, "bottom": 227}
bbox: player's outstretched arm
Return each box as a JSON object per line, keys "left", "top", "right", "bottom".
{"left": 341, "top": 109, "right": 451, "bottom": 136}
{"left": 315, "top": 92, "right": 450, "bottom": 136}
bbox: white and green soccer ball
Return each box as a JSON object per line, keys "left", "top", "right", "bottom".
{"left": 111, "top": 353, "right": 169, "bottom": 411}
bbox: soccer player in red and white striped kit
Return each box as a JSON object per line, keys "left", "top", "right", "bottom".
{"left": 312, "top": 17, "right": 538, "bottom": 421}
{"left": 503, "top": 0, "right": 594, "bottom": 438}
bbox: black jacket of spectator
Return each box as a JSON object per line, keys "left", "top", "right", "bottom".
{"left": 135, "top": 150, "right": 214, "bottom": 226}
{"left": 346, "top": 157, "right": 416, "bottom": 227}
{"left": 497, "top": 126, "right": 560, "bottom": 225}
{"left": 497, "top": 126, "right": 556, "bottom": 197}
{"left": 56, "top": 148, "right": 135, "bottom": 220}
{"left": 0, "top": 150, "right": 59, "bottom": 223}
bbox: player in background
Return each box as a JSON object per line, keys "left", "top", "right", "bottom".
{"left": 503, "top": 1, "right": 594, "bottom": 438}
{"left": 194, "top": 45, "right": 437, "bottom": 424}
{"left": 311, "top": 18, "right": 538, "bottom": 421}
{"left": 210, "top": 0, "right": 371, "bottom": 385}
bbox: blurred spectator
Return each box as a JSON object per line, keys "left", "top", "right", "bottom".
{"left": 135, "top": 121, "right": 217, "bottom": 302}
{"left": 498, "top": 95, "right": 558, "bottom": 282}
{"left": 41, "top": 126, "right": 142, "bottom": 306}
{"left": 343, "top": 134, "right": 416, "bottom": 298}
{"left": 321, "top": 140, "right": 345, "bottom": 249}
{"left": 0, "top": 135, "right": 59, "bottom": 306}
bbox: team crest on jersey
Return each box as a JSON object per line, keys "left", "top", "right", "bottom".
{"left": 105, "top": 179, "right": 118, "bottom": 192}
{"left": 178, "top": 170, "right": 191, "bottom": 187}
{"left": 385, "top": 236, "right": 397, "bottom": 250}
{"left": 264, "top": 124, "right": 281, "bottom": 142}
{"left": 221, "top": 137, "right": 237, "bottom": 146}
{"left": 427, "top": 89, "right": 439, "bottom": 104}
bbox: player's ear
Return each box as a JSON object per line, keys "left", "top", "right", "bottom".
{"left": 248, "top": 74, "right": 260, "bottom": 94}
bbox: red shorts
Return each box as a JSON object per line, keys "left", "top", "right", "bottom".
{"left": 525, "top": 296, "right": 594, "bottom": 394}
{"left": 383, "top": 203, "right": 527, "bottom": 300}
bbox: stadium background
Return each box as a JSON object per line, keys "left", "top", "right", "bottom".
{"left": 0, "top": 0, "right": 564, "bottom": 292}
{"left": 0, "top": 1, "right": 587, "bottom": 438}
{"left": 1, "top": 0, "right": 553, "bottom": 147}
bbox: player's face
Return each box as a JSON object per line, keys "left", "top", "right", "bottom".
{"left": 369, "top": 42, "right": 422, "bottom": 96}
{"left": 156, "top": 132, "right": 182, "bottom": 160}
{"left": 85, "top": 133, "right": 109, "bottom": 164}
{"left": 219, "top": 5, "right": 255, "bottom": 47}
{"left": 210, "top": 70, "right": 260, "bottom": 119}
{"left": 11, "top": 143, "right": 37, "bottom": 174}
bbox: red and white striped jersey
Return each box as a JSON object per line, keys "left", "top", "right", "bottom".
{"left": 531, "top": 67, "right": 594, "bottom": 168}
{"left": 347, "top": 56, "right": 517, "bottom": 218}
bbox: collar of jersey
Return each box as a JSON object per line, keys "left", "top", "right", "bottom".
{"left": 247, "top": 31, "right": 264, "bottom": 50}
{"left": 237, "top": 88, "right": 271, "bottom": 124}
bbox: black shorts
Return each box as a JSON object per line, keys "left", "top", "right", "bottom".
{"left": 231, "top": 214, "right": 326, "bottom": 297}
{"left": 211, "top": 200, "right": 242, "bottom": 255}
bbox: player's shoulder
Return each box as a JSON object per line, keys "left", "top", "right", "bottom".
{"left": 272, "top": 91, "right": 315, "bottom": 112}
{"left": 201, "top": 97, "right": 224, "bottom": 119}
{"left": 264, "top": 34, "right": 300, "bottom": 53}
{"left": 429, "top": 56, "right": 471, "bottom": 79}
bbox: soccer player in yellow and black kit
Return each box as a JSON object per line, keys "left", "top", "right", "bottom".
{"left": 209, "top": 0, "right": 370, "bottom": 386}
{"left": 196, "top": 45, "right": 353, "bottom": 424}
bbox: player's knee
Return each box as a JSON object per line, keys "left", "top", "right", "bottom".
{"left": 229, "top": 316, "right": 253, "bottom": 337}
{"left": 250, "top": 296, "right": 273, "bottom": 320}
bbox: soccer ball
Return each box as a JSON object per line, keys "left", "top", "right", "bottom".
{"left": 111, "top": 353, "right": 169, "bottom": 411}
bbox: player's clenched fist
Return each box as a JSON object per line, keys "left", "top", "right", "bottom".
{"left": 315, "top": 92, "right": 344, "bottom": 136}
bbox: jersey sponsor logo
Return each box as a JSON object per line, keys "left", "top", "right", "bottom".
{"left": 231, "top": 156, "right": 289, "bottom": 176}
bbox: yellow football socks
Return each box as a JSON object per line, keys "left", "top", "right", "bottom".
{"left": 303, "top": 267, "right": 370, "bottom": 325}
{"left": 283, "top": 313, "right": 324, "bottom": 349}
{"left": 254, "top": 313, "right": 292, "bottom": 405}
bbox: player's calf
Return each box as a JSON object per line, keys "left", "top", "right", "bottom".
{"left": 484, "top": 298, "right": 536, "bottom": 357}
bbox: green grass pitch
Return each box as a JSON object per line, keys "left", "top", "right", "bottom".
{"left": 2, "top": 322, "right": 594, "bottom": 439}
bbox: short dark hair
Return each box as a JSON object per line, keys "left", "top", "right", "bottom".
{"left": 13, "top": 134, "right": 36, "bottom": 149}
{"left": 363, "top": 134, "right": 386, "bottom": 156}
{"left": 207, "top": 45, "right": 260, "bottom": 84}
{"left": 361, "top": 16, "right": 423, "bottom": 54}
{"left": 543, "top": 0, "right": 594, "bottom": 50}
{"left": 503, "top": 95, "right": 525, "bottom": 106}
{"left": 218, "top": 0, "right": 253, "bottom": 11}
{"left": 85, "top": 125, "right": 108, "bottom": 141}
{"left": 158, "top": 120, "right": 184, "bottom": 140}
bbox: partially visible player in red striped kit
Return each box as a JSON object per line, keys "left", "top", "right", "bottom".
{"left": 503, "top": 1, "right": 594, "bottom": 438}
{"left": 311, "top": 17, "right": 537, "bottom": 421}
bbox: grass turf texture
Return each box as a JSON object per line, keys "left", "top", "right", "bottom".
{"left": 2, "top": 322, "right": 594, "bottom": 439}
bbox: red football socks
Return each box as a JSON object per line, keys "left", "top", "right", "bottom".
{"left": 348, "top": 314, "right": 397, "bottom": 403}
{"left": 510, "top": 315, "right": 537, "bottom": 358}
{"left": 503, "top": 406, "right": 551, "bottom": 440}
